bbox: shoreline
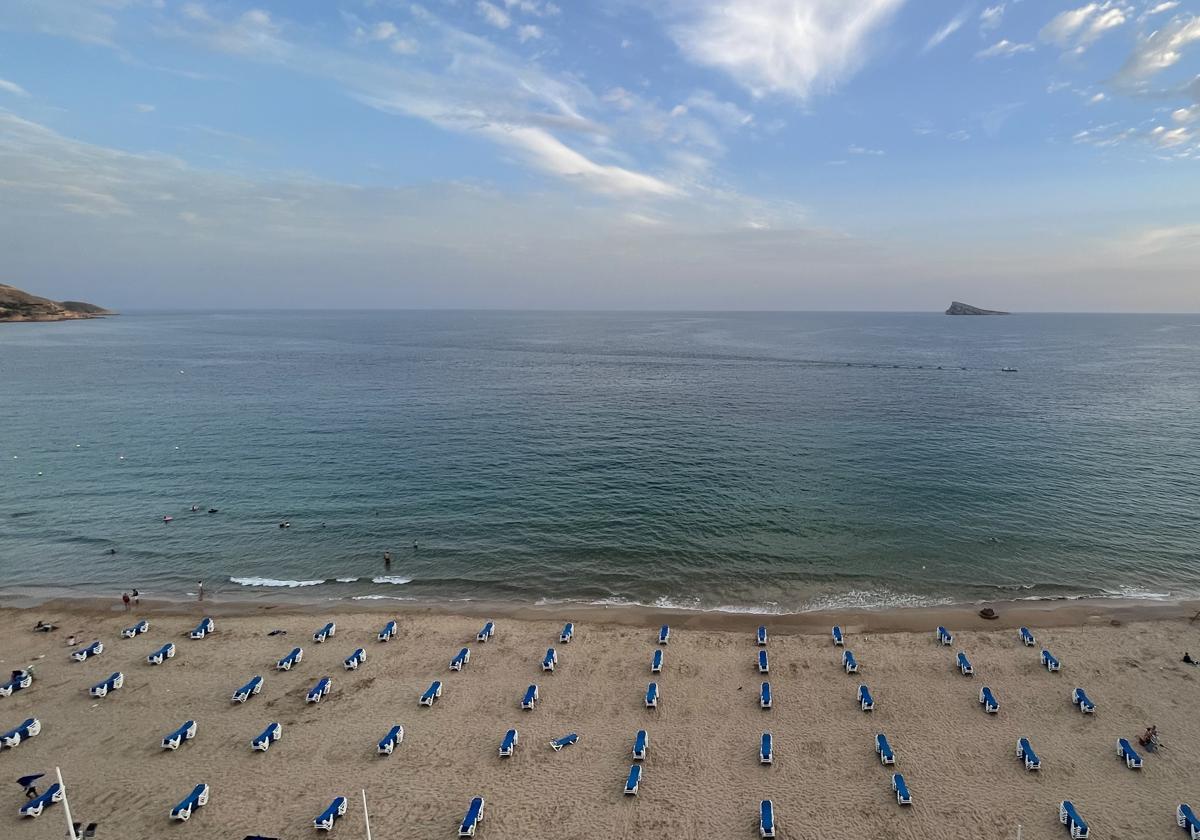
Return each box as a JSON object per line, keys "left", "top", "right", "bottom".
{"left": 5, "top": 587, "right": 1198, "bottom": 635}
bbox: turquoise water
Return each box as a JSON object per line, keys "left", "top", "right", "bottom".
{"left": 1, "top": 311, "right": 1197, "bottom": 611}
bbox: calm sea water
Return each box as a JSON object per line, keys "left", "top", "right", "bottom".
{"left": 1, "top": 311, "right": 1198, "bottom": 612}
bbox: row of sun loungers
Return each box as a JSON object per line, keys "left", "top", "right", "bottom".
{"left": 1, "top": 717, "right": 40, "bottom": 748}
{"left": 161, "top": 720, "right": 197, "bottom": 750}
{"left": 122, "top": 619, "right": 149, "bottom": 638}
{"left": 170, "top": 783, "right": 209, "bottom": 821}
{"left": 253, "top": 722, "right": 282, "bottom": 751}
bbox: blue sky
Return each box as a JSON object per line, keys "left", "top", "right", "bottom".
{"left": 1, "top": 0, "right": 1198, "bottom": 310}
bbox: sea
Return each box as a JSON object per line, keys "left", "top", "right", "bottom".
{"left": 1, "top": 311, "right": 1198, "bottom": 613}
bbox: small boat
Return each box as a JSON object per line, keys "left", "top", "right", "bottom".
{"left": 163, "top": 516, "right": 174, "bottom": 523}
{"left": 1001, "top": 367, "right": 1018, "bottom": 373}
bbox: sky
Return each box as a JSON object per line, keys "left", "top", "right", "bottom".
{"left": 1, "top": 0, "right": 1198, "bottom": 311}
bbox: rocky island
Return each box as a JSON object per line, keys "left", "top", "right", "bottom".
{"left": 945, "top": 301, "right": 1009, "bottom": 315}
{"left": 0, "top": 284, "right": 114, "bottom": 322}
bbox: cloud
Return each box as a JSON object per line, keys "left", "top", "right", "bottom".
{"left": 517, "top": 24, "right": 542, "bottom": 42}
{"left": 0, "top": 77, "right": 31, "bottom": 97}
{"left": 1150, "top": 124, "right": 1193, "bottom": 147}
{"left": 1139, "top": 2, "right": 1179, "bottom": 22}
{"left": 923, "top": 10, "right": 968, "bottom": 53}
{"left": 976, "top": 39, "right": 1035, "bottom": 58}
{"left": 847, "top": 144, "right": 885, "bottom": 155}
{"left": 477, "top": 2, "right": 512, "bottom": 30}
{"left": 0, "top": 0, "right": 130, "bottom": 47}
{"left": 1090, "top": 92, "right": 1107, "bottom": 103}
{"left": 367, "top": 21, "right": 398, "bottom": 41}
{"left": 1114, "top": 14, "right": 1200, "bottom": 88}
{"left": 1040, "top": 3, "right": 1127, "bottom": 53}
{"left": 502, "top": 0, "right": 560, "bottom": 17}
{"left": 665, "top": 0, "right": 906, "bottom": 99}
{"left": 134, "top": 102, "right": 156, "bottom": 112}
{"left": 980, "top": 4, "right": 1005, "bottom": 31}
{"left": 1173, "top": 105, "right": 1199, "bottom": 123}
{"left": 1119, "top": 223, "right": 1200, "bottom": 256}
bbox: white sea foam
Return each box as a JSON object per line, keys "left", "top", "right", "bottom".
{"left": 371, "top": 576, "right": 413, "bottom": 585}
{"left": 351, "top": 594, "right": 417, "bottom": 601}
{"left": 230, "top": 576, "right": 324, "bottom": 588}
{"left": 334, "top": 577, "right": 360, "bottom": 583}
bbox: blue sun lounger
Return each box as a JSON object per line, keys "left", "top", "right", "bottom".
{"left": 560, "top": 622, "right": 574, "bottom": 643}
{"left": 760, "top": 681, "right": 772, "bottom": 709}
{"left": 550, "top": 732, "right": 578, "bottom": 751}
{"left": 161, "top": 720, "right": 197, "bottom": 751}
{"left": 1, "top": 717, "right": 41, "bottom": 748}
{"left": 19, "top": 782, "right": 63, "bottom": 818}
{"left": 169, "top": 783, "right": 209, "bottom": 822}
{"left": 1117, "top": 738, "right": 1143, "bottom": 769}
{"left": 147, "top": 643, "right": 175, "bottom": 665}
{"left": 420, "top": 680, "right": 443, "bottom": 706}
{"left": 757, "top": 625, "right": 768, "bottom": 646}
{"left": 858, "top": 684, "right": 874, "bottom": 711}
{"left": 832, "top": 625, "right": 844, "bottom": 646}
{"left": 1177, "top": 803, "right": 1200, "bottom": 839}
{"left": 378, "top": 620, "right": 397, "bottom": 642}
{"left": 980, "top": 686, "right": 999, "bottom": 714}
{"left": 936, "top": 626, "right": 953, "bottom": 646}
{"left": 760, "top": 799, "right": 776, "bottom": 838}
{"left": 252, "top": 722, "right": 282, "bottom": 751}
{"left": 1020, "top": 626, "right": 1036, "bottom": 646}
{"left": 477, "top": 621, "right": 495, "bottom": 642}
{"left": 189, "top": 617, "right": 214, "bottom": 639}
{"left": 760, "top": 731, "right": 774, "bottom": 764}
{"left": 519, "top": 684, "right": 538, "bottom": 710}
{"left": 312, "top": 622, "right": 336, "bottom": 644}
{"left": 71, "top": 641, "right": 103, "bottom": 662}
{"left": 542, "top": 648, "right": 558, "bottom": 672}
{"left": 1059, "top": 800, "right": 1089, "bottom": 838}
{"left": 344, "top": 648, "right": 366, "bottom": 671}
{"left": 377, "top": 724, "right": 403, "bottom": 755}
{"left": 1072, "top": 687, "right": 1095, "bottom": 714}
{"left": 313, "top": 796, "right": 347, "bottom": 832}
{"left": 449, "top": 647, "right": 470, "bottom": 671}
{"left": 232, "top": 675, "right": 263, "bottom": 703}
{"left": 276, "top": 647, "right": 303, "bottom": 671}
{"left": 499, "top": 728, "right": 518, "bottom": 757}
{"left": 843, "top": 650, "right": 858, "bottom": 674}
{"left": 306, "top": 677, "right": 331, "bottom": 704}
{"left": 0, "top": 670, "right": 32, "bottom": 696}
{"left": 122, "top": 620, "right": 149, "bottom": 639}
{"left": 651, "top": 649, "right": 663, "bottom": 673}
{"left": 89, "top": 672, "right": 123, "bottom": 698}
{"left": 1042, "top": 649, "right": 1061, "bottom": 672}
{"left": 957, "top": 652, "right": 974, "bottom": 676}
{"left": 633, "top": 729, "right": 648, "bottom": 760}
{"left": 658, "top": 624, "right": 670, "bottom": 644}
{"left": 645, "top": 682, "right": 659, "bottom": 708}
{"left": 624, "top": 764, "right": 641, "bottom": 795}
{"left": 458, "top": 797, "right": 485, "bottom": 837}
{"left": 892, "top": 773, "right": 912, "bottom": 805}
{"left": 1017, "top": 737, "right": 1041, "bottom": 771}
{"left": 758, "top": 650, "right": 769, "bottom": 674}
{"left": 875, "top": 733, "right": 895, "bottom": 765}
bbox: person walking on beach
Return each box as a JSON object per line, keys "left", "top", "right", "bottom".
{"left": 121, "top": 592, "right": 130, "bottom": 611}
{"left": 132, "top": 589, "right": 140, "bottom": 606}
{"left": 384, "top": 551, "right": 392, "bottom": 570}
{"left": 197, "top": 580, "right": 204, "bottom": 602}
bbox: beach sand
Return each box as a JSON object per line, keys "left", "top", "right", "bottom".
{"left": 2, "top": 600, "right": 1199, "bottom": 839}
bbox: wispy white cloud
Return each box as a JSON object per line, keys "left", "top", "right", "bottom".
{"left": 923, "top": 10, "right": 968, "bottom": 53}
{"left": 1040, "top": 3, "right": 1127, "bottom": 53}
{"left": 847, "top": 144, "right": 885, "bottom": 155}
{"left": 1139, "top": 2, "right": 1179, "bottom": 22}
{"left": 665, "top": 0, "right": 906, "bottom": 100}
{"left": 980, "top": 4, "right": 1005, "bottom": 31}
{"left": 1114, "top": 14, "right": 1200, "bottom": 88}
{"left": 517, "top": 24, "right": 542, "bottom": 42}
{"left": 1150, "top": 123, "right": 1193, "bottom": 147}
{"left": 976, "top": 39, "right": 1035, "bottom": 59}
{"left": 0, "top": 77, "right": 31, "bottom": 97}
{"left": 477, "top": 2, "right": 512, "bottom": 30}
{"left": 1173, "top": 105, "right": 1199, "bottom": 123}
{"left": 134, "top": 102, "right": 155, "bottom": 112}
{"left": 502, "top": 0, "right": 560, "bottom": 17}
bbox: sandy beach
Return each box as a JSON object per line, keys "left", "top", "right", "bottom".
{"left": 3, "top": 599, "right": 1200, "bottom": 839}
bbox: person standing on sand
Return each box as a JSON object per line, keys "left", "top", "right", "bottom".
{"left": 121, "top": 592, "right": 130, "bottom": 611}
{"left": 132, "top": 589, "right": 140, "bottom": 606}
{"left": 197, "top": 580, "right": 204, "bottom": 602}
{"left": 384, "top": 551, "right": 392, "bottom": 570}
